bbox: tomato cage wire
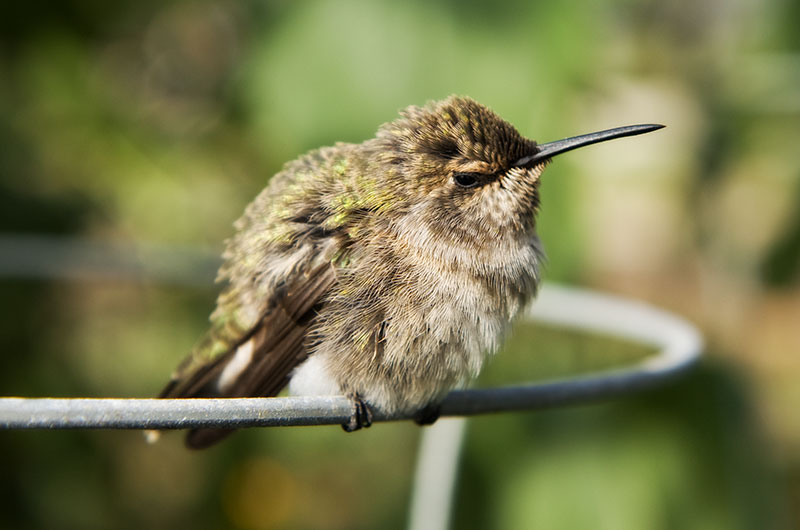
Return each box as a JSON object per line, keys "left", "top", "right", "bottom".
{"left": 0, "top": 234, "right": 703, "bottom": 530}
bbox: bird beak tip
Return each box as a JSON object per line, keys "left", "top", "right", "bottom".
{"left": 513, "top": 123, "right": 665, "bottom": 167}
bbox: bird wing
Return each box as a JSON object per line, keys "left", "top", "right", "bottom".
{"left": 159, "top": 147, "right": 346, "bottom": 399}
{"left": 159, "top": 260, "right": 336, "bottom": 399}
{"left": 158, "top": 261, "right": 337, "bottom": 448}
{"left": 156, "top": 145, "right": 362, "bottom": 448}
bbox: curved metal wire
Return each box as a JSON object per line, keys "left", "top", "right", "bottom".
{"left": 407, "top": 285, "right": 703, "bottom": 530}
{"left": 0, "top": 285, "right": 702, "bottom": 429}
{"left": 0, "top": 234, "right": 703, "bottom": 530}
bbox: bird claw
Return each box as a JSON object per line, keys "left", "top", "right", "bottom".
{"left": 413, "top": 403, "right": 441, "bottom": 426}
{"left": 342, "top": 393, "right": 373, "bottom": 432}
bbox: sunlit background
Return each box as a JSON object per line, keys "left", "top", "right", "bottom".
{"left": 1, "top": 0, "right": 798, "bottom": 528}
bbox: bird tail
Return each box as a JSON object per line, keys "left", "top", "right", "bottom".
{"left": 147, "top": 351, "right": 239, "bottom": 449}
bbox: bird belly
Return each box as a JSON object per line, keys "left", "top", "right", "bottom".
{"left": 288, "top": 354, "right": 340, "bottom": 397}
{"left": 354, "top": 280, "right": 521, "bottom": 415}
{"left": 302, "top": 235, "right": 542, "bottom": 416}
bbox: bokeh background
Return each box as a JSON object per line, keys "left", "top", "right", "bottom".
{"left": 1, "top": 0, "right": 799, "bottom": 528}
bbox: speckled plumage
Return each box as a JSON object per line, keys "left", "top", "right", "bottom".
{"left": 160, "top": 96, "right": 552, "bottom": 447}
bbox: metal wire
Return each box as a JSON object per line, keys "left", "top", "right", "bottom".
{"left": 0, "top": 234, "right": 219, "bottom": 286}
{"left": 0, "top": 234, "right": 704, "bottom": 530}
{"left": 407, "top": 285, "right": 703, "bottom": 530}
{"left": 0, "top": 285, "right": 702, "bottom": 430}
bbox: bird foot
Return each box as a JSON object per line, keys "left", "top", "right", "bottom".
{"left": 414, "top": 403, "right": 441, "bottom": 426}
{"left": 342, "top": 393, "right": 373, "bottom": 432}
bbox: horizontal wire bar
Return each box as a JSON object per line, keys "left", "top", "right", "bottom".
{"left": 0, "top": 235, "right": 703, "bottom": 431}
{"left": 0, "top": 285, "right": 703, "bottom": 430}
{"left": 0, "top": 234, "right": 220, "bottom": 287}
{"left": 0, "top": 365, "right": 689, "bottom": 430}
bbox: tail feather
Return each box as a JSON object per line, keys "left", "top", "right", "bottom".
{"left": 185, "top": 427, "right": 236, "bottom": 449}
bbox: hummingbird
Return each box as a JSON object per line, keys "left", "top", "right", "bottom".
{"left": 156, "top": 95, "right": 662, "bottom": 448}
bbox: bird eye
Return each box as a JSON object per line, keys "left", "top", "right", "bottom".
{"left": 453, "top": 172, "right": 481, "bottom": 188}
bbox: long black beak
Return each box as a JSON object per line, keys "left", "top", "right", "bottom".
{"left": 513, "top": 124, "right": 664, "bottom": 167}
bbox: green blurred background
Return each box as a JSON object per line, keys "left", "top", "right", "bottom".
{"left": 1, "top": 0, "right": 798, "bottom": 528}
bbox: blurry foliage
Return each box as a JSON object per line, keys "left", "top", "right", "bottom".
{"left": 1, "top": 0, "right": 799, "bottom": 528}
{"left": 760, "top": 184, "right": 800, "bottom": 287}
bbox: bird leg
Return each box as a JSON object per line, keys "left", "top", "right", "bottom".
{"left": 342, "top": 393, "right": 373, "bottom": 432}
{"left": 413, "top": 403, "right": 441, "bottom": 426}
